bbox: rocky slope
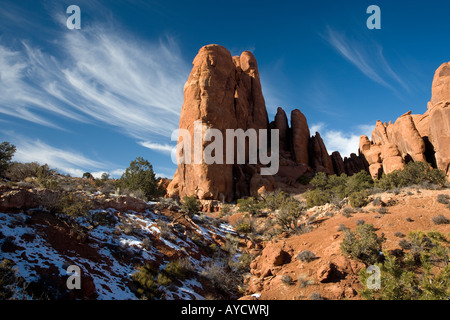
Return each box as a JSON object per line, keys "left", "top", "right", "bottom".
{"left": 240, "top": 188, "right": 450, "bottom": 300}
{"left": 0, "top": 182, "right": 246, "bottom": 300}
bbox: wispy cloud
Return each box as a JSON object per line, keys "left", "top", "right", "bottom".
{"left": 323, "top": 27, "right": 409, "bottom": 93}
{"left": 0, "top": 8, "right": 189, "bottom": 141}
{"left": 138, "top": 141, "right": 175, "bottom": 155}
{"left": 10, "top": 136, "right": 105, "bottom": 175}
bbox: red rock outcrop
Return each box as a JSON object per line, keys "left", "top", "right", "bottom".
{"left": 291, "top": 109, "right": 310, "bottom": 166}
{"left": 331, "top": 151, "right": 346, "bottom": 176}
{"left": 309, "top": 132, "right": 334, "bottom": 175}
{"left": 428, "top": 62, "right": 450, "bottom": 179}
{"left": 167, "top": 45, "right": 370, "bottom": 201}
{"left": 167, "top": 45, "right": 269, "bottom": 202}
{"left": 361, "top": 62, "right": 450, "bottom": 180}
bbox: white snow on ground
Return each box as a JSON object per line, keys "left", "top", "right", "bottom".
{"left": 0, "top": 207, "right": 238, "bottom": 300}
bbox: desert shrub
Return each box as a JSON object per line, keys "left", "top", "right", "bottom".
{"left": 372, "top": 198, "right": 382, "bottom": 206}
{"left": 0, "top": 259, "right": 17, "bottom": 300}
{"left": 406, "top": 217, "right": 414, "bottom": 222}
{"left": 264, "top": 190, "right": 292, "bottom": 211}
{"left": 39, "top": 178, "right": 61, "bottom": 191}
{"left": 162, "top": 261, "right": 187, "bottom": 280}
{"left": 376, "top": 162, "right": 447, "bottom": 190}
{"left": 181, "top": 195, "right": 201, "bottom": 217}
{"left": 377, "top": 207, "right": 389, "bottom": 215}
{"left": 200, "top": 261, "right": 240, "bottom": 297}
{"left": 356, "top": 219, "right": 366, "bottom": 226}
{"left": 340, "top": 224, "right": 385, "bottom": 265}
{"left": 220, "top": 204, "right": 232, "bottom": 216}
{"left": 123, "top": 224, "right": 134, "bottom": 235}
{"left": 394, "top": 232, "right": 405, "bottom": 238}
{"left": 306, "top": 189, "right": 331, "bottom": 208}
{"left": 235, "top": 219, "right": 252, "bottom": 234}
{"left": 5, "top": 162, "right": 41, "bottom": 181}
{"left": 82, "top": 172, "right": 94, "bottom": 179}
{"left": 306, "top": 171, "right": 373, "bottom": 209}
{"left": 342, "top": 207, "right": 354, "bottom": 218}
{"left": 234, "top": 253, "right": 253, "bottom": 272}
{"left": 0, "top": 142, "right": 16, "bottom": 178}
{"left": 297, "top": 250, "right": 316, "bottom": 263}
{"left": 94, "top": 179, "right": 104, "bottom": 188}
{"left": 359, "top": 231, "right": 450, "bottom": 300}
{"left": 142, "top": 238, "right": 152, "bottom": 251}
{"left": 309, "top": 292, "right": 323, "bottom": 300}
{"left": 89, "top": 211, "right": 116, "bottom": 227}
{"left": 349, "top": 190, "right": 370, "bottom": 208}
{"left": 310, "top": 172, "right": 328, "bottom": 189}
{"left": 237, "top": 197, "right": 263, "bottom": 216}
{"left": 57, "top": 192, "right": 93, "bottom": 219}
{"left": 101, "top": 172, "right": 110, "bottom": 181}
{"left": 298, "top": 274, "right": 314, "bottom": 288}
{"left": 432, "top": 214, "right": 450, "bottom": 225}
{"left": 345, "top": 171, "right": 374, "bottom": 195}
{"left": 281, "top": 275, "right": 294, "bottom": 286}
{"left": 119, "top": 157, "right": 164, "bottom": 201}
{"left": 156, "top": 273, "right": 172, "bottom": 287}
{"left": 275, "top": 196, "right": 305, "bottom": 233}
{"left": 437, "top": 194, "right": 450, "bottom": 205}
{"left": 337, "top": 224, "right": 348, "bottom": 232}
{"left": 132, "top": 264, "right": 160, "bottom": 300}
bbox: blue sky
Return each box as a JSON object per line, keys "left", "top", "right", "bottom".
{"left": 0, "top": 0, "right": 449, "bottom": 178}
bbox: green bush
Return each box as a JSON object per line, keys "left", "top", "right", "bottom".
{"left": 120, "top": 157, "right": 164, "bottom": 201}
{"left": 275, "top": 197, "right": 305, "bottom": 233}
{"left": 349, "top": 190, "right": 370, "bottom": 208}
{"left": 162, "top": 261, "right": 188, "bottom": 280}
{"left": 297, "top": 250, "right": 316, "bottom": 263}
{"left": 5, "top": 162, "right": 40, "bottom": 181}
{"left": 359, "top": 231, "right": 450, "bottom": 300}
{"left": 265, "top": 191, "right": 291, "bottom": 211}
{"left": 340, "top": 224, "right": 386, "bottom": 265}
{"left": 306, "top": 189, "right": 331, "bottom": 208}
{"left": 235, "top": 219, "right": 252, "bottom": 234}
{"left": 82, "top": 172, "right": 94, "bottom": 179}
{"left": 376, "top": 162, "right": 447, "bottom": 190}
{"left": 57, "top": 192, "right": 93, "bottom": 219}
{"left": 0, "top": 142, "right": 16, "bottom": 178}
{"left": 0, "top": 259, "right": 17, "bottom": 300}
{"left": 132, "top": 264, "right": 160, "bottom": 300}
{"left": 306, "top": 170, "right": 373, "bottom": 209}
{"left": 237, "top": 197, "right": 263, "bottom": 216}
{"left": 219, "top": 203, "right": 232, "bottom": 217}
{"left": 181, "top": 195, "right": 201, "bottom": 217}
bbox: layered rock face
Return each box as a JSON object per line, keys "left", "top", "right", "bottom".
{"left": 167, "top": 45, "right": 366, "bottom": 201}
{"left": 360, "top": 62, "right": 450, "bottom": 180}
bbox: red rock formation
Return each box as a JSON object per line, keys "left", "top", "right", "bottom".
{"left": 331, "top": 151, "right": 346, "bottom": 176}
{"left": 309, "top": 132, "right": 334, "bottom": 175}
{"left": 272, "top": 107, "right": 290, "bottom": 154}
{"left": 167, "top": 45, "right": 370, "bottom": 201}
{"left": 291, "top": 109, "right": 310, "bottom": 165}
{"left": 167, "top": 45, "right": 270, "bottom": 202}
{"left": 428, "top": 62, "right": 450, "bottom": 179}
{"left": 361, "top": 62, "right": 450, "bottom": 180}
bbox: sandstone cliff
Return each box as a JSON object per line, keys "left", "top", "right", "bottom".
{"left": 167, "top": 45, "right": 366, "bottom": 201}
{"left": 360, "top": 62, "right": 450, "bottom": 181}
